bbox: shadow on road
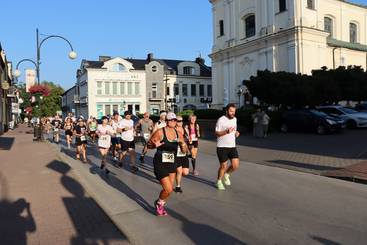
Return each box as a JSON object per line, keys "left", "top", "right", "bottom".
{"left": 267, "top": 160, "right": 341, "bottom": 172}
{"left": 310, "top": 235, "right": 342, "bottom": 245}
{"left": 46, "top": 160, "right": 128, "bottom": 244}
{"left": 0, "top": 137, "right": 15, "bottom": 151}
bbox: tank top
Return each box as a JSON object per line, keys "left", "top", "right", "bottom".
{"left": 157, "top": 128, "right": 179, "bottom": 164}
{"left": 189, "top": 123, "right": 198, "bottom": 141}
{"left": 141, "top": 119, "right": 153, "bottom": 134}
{"left": 65, "top": 123, "right": 72, "bottom": 130}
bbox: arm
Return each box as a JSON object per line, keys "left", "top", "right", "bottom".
{"left": 178, "top": 130, "right": 189, "bottom": 153}
{"left": 147, "top": 129, "right": 163, "bottom": 149}
{"left": 197, "top": 124, "right": 201, "bottom": 138}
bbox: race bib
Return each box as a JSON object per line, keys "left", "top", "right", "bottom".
{"left": 162, "top": 152, "right": 175, "bottom": 163}
{"left": 80, "top": 136, "right": 86, "bottom": 141}
{"left": 191, "top": 136, "right": 198, "bottom": 141}
{"left": 143, "top": 133, "right": 150, "bottom": 141}
{"left": 116, "top": 133, "right": 122, "bottom": 138}
{"left": 98, "top": 135, "right": 110, "bottom": 148}
{"left": 177, "top": 146, "right": 186, "bottom": 157}
{"left": 54, "top": 128, "right": 59, "bottom": 132}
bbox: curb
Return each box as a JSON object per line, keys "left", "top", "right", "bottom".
{"left": 46, "top": 141, "right": 139, "bottom": 245}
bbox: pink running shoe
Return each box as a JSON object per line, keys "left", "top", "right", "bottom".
{"left": 154, "top": 200, "right": 168, "bottom": 216}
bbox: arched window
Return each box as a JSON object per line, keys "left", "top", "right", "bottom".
{"left": 183, "top": 66, "right": 195, "bottom": 75}
{"left": 244, "top": 15, "right": 256, "bottom": 38}
{"left": 324, "top": 17, "right": 333, "bottom": 37}
{"left": 350, "top": 23, "right": 357, "bottom": 43}
{"left": 112, "top": 63, "right": 126, "bottom": 72}
{"left": 307, "top": 0, "right": 314, "bottom": 9}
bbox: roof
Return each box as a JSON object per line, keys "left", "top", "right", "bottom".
{"left": 336, "top": 0, "right": 367, "bottom": 9}
{"left": 62, "top": 85, "right": 76, "bottom": 96}
{"left": 81, "top": 57, "right": 211, "bottom": 77}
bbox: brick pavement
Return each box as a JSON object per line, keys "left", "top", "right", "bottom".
{"left": 0, "top": 124, "right": 129, "bottom": 245}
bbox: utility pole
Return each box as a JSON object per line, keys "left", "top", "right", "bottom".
{"left": 164, "top": 72, "right": 169, "bottom": 111}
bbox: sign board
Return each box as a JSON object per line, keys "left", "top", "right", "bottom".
{"left": 11, "top": 103, "right": 19, "bottom": 114}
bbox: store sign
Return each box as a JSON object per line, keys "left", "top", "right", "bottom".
{"left": 11, "top": 103, "right": 19, "bottom": 114}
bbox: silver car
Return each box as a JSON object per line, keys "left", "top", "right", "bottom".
{"left": 317, "top": 105, "right": 367, "bottom": 128}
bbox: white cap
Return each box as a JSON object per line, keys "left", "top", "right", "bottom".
{"left": 166, "top": 112, "right": 177, "bottom": 120}
{"left": 160, "top": 112, "right": 167, "bottom": 117}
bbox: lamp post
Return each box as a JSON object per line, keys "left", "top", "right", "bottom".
{"left": 163, "top": 69, "right": 172, "bottom": 111}
{"left": 14, "top": 28, "right": 77, "bottom": 84}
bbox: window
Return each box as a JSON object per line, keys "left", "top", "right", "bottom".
{"left": 307, "top": 0, "right": 314, "bottom": 9}
{"left": 127, "top": 82, "right": 133, "bottom": 94}
{"left": 191, "top": 84, "right": 196, "bottom": 96}
{"left": 135, "top": 104, "right": 140, "bottom": 113}
{"left": 152, "top": 66, "right": 157, "bottom": 72}
{"left": 174, "top": 84, "right": 179, "bottom": 96}
{"left": 152, "top": 83, "right": 157, "bottom": 98}
{"left": 97, "top": 81, "right": 102, "bottom": 95}
{"left": 324, "top": 17, "right": 333, "bottom": 36}
{"left": 207, "top": 85, "right": 212, "bottom": 97}
{"left": 112, "top": 63, "right": 126, "bottom": 72}
{"left": 199, "top": 84, "right": 205, "bottom": 96}
{"left": 279, "top": 0, "right": 286, "bottom": 12}
{"left": 105, "top": 104, "right": 111, "bottom": 116}
{"left": 219, "top": 20, "right": 224, "bottom": 36}
{"left": 166, "top": 86, "right": 170, "bottom": 96}
{"left": 182, "top": 84, "right": 188, "bottom": 96}
{"left": 112, "top": 82, "right": 118, "bottom": 95}
{"left": 120, "top": 82, "right": 125, "bottom": 95}
{"left": 245, "top": 15, "right": 256, "bottom": 38}
{"left": 135, "top": 82, "right": 140, "bottom": 95}
{"left": 105, "top": 82, "right": 110, "bottom": 95}
{"left": 350, "top": 23, "right": 357, "bottom": 43}
{"left": 113, "top": 105, "right": 118, "bottom": 113}
{"left": 183, "top": 66, "right": 195, "bottom": 75}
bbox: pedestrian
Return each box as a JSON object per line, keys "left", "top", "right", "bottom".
{"left": 64, "top": 117, "right": 74, "bottom": 149}
{"left": 215, "top": 103, "right": 240, "bottom": 190}
{"left": 175, "top": 115, "right": 190, "bottom": 193}
{"left": 51, "top": 115, "right": 62, "bottom": 143}
{"left": 88, "top": 117, "right": 97, "bottom": 143}
{"left": 136, "top": 112, "right": 154, "bottom": 163}
{"left": 110, "top": 112, "right": 122, "bottom": 162}
{"left": 185, "top": 114, "right": 200, "bottom": 175}
{"left": 96, "top": 116, "right": 114, "bottom": 174}
{"left": 152, "top": 111, "right": 167, "bottom": 132}
{"left": 252, "top": 108, "right": 263, "bottom": 138}
{"left": 260, "top": 109, "right": 270, "bottom": 138}
{"left": 118, "top": 111, "right": 139, "bottom": 173}
{"left": 74, "top": 118, "right": 88, "bottom": 163}
{"left": 148, "top": 112, "right": 188, "bottom": 216}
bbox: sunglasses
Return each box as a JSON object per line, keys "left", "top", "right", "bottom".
{"left": 177, "top": 120, "right": 183, "bottom": 122}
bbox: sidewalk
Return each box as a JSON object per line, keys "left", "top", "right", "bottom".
{"left": 0, "top": 124, "right": 129, "bottom": 245}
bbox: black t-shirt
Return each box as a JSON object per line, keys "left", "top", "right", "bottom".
{"left": 74, "top": 125, "right": 87, "bottom": 135}
{"left": 52, "top": 119, "right": 62, "bottom": 128}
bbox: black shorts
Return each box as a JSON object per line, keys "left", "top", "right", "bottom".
{"left": 153, "top": 153, "right": 177, "bottom": 181}
{"left": 111, "top": 137, "right": 121, "bottom": 145}
{"left": 65, "top": 130, "right": 73, "bottom": 136}
{"left": 189, "top": 140, "right": 199, "bottom": 148}
{"left": 76, "top": 137, "right": 87, "bottom": 146}
{"left": 176, "top": 156, "right": 189, "bottom": 168}
{"left": 216, "top": 147, "right": 239, "bottom": 163}
{"left": 121, "top": 140, "right": 135, "bottom": 151}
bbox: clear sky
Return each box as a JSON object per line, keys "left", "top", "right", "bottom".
{"left": 1, "top": 0, "right": 367, "bottom": 90}
{"left": 1, "top": 0, "right": 212, "bottom": 90}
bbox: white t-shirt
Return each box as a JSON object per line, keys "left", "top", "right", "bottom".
{"left": 111, "top": 120, "right": 120, "bottom": 136}
{"left": 215, "top": 115, "right": 237, "bottom": 148}
{"left": 118, "top": 119, "right": 134, "bottom": 141}
{"left": 97, "top": 125, "right": 113, "bottom": 148}
{"left": 96, "top": 124, "right": 113, "bottom": 135}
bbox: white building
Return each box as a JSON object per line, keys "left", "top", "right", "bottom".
{"left": 209, "top": 0, "right": 367, "bottom": 108}
{"left": 74, "top": 56, "right": 147, "bottom": 119}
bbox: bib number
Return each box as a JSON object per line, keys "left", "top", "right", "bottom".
{"left": 98, "top": 135, "right": 110, "bottom": 148}
{"left": 116, "top": 133, "right": 122, "bottom": 138}
{"left": 54, "top": 128, "right": 59, "bottom": 132}
{"left": 162, "top": 152, "right": 175, "bottom": 163}
{"left": 177, "top": 146, "right": 186, "bottom": 157}
{"left": 143, "top": 133, "right": 150, "bottom": 141}
{"left": 80, "top": 136, "right": 86, "bottom": 141}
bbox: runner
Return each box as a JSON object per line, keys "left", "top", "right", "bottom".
{"left": 148, "top": 112, "right": 188, "bottom": 216}
{"left": 152, "top": 111, "right": 167, "bottom": 132}
{"left": 136, "top": 112, "right": 154, "bottom": 163}
{"left": 215, "top": 103, "right": 240, "bottom": 190}
{"left": 185, "top": 114, "right": 200, "bottom": 175}
{"left": 96, "top": 116, "right": 114, "bottom": 174}
{"left": 74, "top": 118, "right": 88, "bottom": 163}
{"left": 51, "top": 115, "right": 62, "bottom": 143}
{"left": 118, "top": 111, "right": 138, "bottom": 172}
{"left": 174, "top": 115, "right": 190, "bottom": 193}
{"left": 64, "top": 117, "right": 74, "bottom": 149}
{"left": 110, "top": 112, "right": 121, "bottom": 162}
{"left": 88, "top": 117, "right": 98, "bottom": 143}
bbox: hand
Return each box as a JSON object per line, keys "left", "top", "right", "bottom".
{"left": 154, "top": 141, "right": 165, "bottom": 148}
{"left": 235, "top": 131, "right": 240, "bottom": 137}
{"left": 227, "top": 127, "right": 235, "bottom": 134}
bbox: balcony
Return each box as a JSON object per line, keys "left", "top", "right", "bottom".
{"left": 73, "top": 95, "right": 80, "bottom": 104}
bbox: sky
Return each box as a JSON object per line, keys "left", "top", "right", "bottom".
{"left": 1, "top": 0, "right": 367, "bottom": 90}
{"left": 1, "top": 0, "right": 212, "bottom": 90}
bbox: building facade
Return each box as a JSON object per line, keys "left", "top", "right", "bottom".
{"left": 61, "top": 85, "right": 76, "bottom": 118}
{"left": 0, "top": 43, "right": 13, "bottom": 134}
{"left": 65, "top": 55, "right": 212, "bottom": 118}
{"left": 209, "top": 0, "right": 367, "bottom": 108}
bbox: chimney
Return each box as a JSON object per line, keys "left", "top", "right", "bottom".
{"left": 99, "top": 56, "right": 111, "bottom": 62}
{"left": 195, "top": 57, "right": 205, "bottom": 65}
{"left": 147, "top": 53, "right": 154, "bottom": 62}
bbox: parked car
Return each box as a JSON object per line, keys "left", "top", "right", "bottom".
{"left": 280, "top": 109, "right": 345, "bottom": 135}
{"left": 317, "top": 105, "right": 367, "bottom": 128}
{"left": 354, "top": 103, "right": 367, "bottom": 113}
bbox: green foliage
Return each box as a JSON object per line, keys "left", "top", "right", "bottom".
{"left": 177, "top": 110, "right": 195, "bottom": 121}
{"left": 247, "top": 66, "right": 367, "bottom": 107}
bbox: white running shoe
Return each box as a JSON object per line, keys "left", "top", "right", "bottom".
{"left": 216, "top": 180, "right": 226, "bottom": 190}
{"left": 223, "top": 173, "right": 231, "bottom": 186}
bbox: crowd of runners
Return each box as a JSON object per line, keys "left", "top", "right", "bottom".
{"left": 42, "top": 103, "right": 240, "bottom": 216}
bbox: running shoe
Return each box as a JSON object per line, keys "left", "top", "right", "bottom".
{"left": 174, "top": 186, "right": 183, "bottom": 193}
{"left": 113, "top": 157, "right": 118, "bottom": 162}
{"left": 193, "top": 170, "right": 199, "bottom": 176}
{"left": 139, "top": 155, "right": 145, "bottom": 163}
{"left": 154, "top": 200, "right": 168, "bottom": 216}
{"left": 131, "top": 165, "right": 139, "bottom": 173}
{"left": 223, "top": 173, "right": 231, "bottom": 186}
{"left": 216, "top": 180, "right": 226, "bottom": 190}
{"left": 100, "top": 163, "right": 105, "bottom": 169}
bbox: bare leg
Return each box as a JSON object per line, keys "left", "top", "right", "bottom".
{"left": 217, "top": 161, "right": 228, "bottom": 181}
{"left": 176, "top": 166, "right": 183, "bottom": 187}
{"left": 226, "top": 158, "right": 239, "bottom": 174}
